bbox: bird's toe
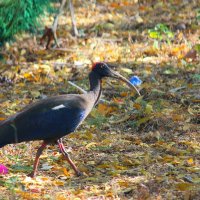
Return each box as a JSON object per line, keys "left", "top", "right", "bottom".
{"left": 76, "top": 171, "right": 83, "bottom": 177}
{"left": 27, "top": 172, "right": 35, "bottom": 178}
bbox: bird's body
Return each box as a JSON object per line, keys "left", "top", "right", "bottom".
{"left": 0, "top": 70, "right": 102, "bottom": 147}
{"left": 0, "top": 62, "right": 140, "bottom": 177}
{"left": 0, "top": 95, "right": 90, "bottom": 147}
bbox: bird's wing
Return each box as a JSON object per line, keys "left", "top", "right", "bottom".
{"left": 0, "top": 94, "right": 90, "bottom": 146}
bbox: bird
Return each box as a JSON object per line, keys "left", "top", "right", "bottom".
{"left": 0, "top": 62, "right": 140, "bottom": 177}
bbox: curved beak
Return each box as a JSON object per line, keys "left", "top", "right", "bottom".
{"left": 110, "top": 70, "right": 141, "bottom": 96}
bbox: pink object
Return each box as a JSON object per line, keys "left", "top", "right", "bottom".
{"left": 0, "top": 164, "right": 8, "bottom": 174}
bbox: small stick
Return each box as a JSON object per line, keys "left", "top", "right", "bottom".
{"left": 68, "top": 81, "right": 109, "bottom": 103}
{"left": 53, "top": 48, "right": 77, "bottom": 52}
{"left": 51, "top": 0, "right": 67, "bottom": 47}
{"left": 68, "top": 81, "right": 87, "bottom": 94}
{"left": 68, "top": 0, "right": 79, "bottom": 36}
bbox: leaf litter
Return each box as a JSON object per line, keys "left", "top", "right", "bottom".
{"left": 0, "top": 0, "right": 200, "bottom": 199}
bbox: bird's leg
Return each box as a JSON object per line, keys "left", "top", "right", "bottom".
{"left": 28, "top": 142, "right": 47, "bottom": 178}
{"left": 57, "top": 139, "right": 81, "bottom": 176}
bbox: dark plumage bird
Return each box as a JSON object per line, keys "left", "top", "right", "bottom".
{"left": 0, "top": 62, "right": 140, "bottom": 177}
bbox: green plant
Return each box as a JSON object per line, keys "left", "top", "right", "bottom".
{"left": 4, "top": 176, "right": 19, "bottom": 191}
{"left": 197, "top": 9, "right": 200, "bottom": 21}
{"left": 87, "top": 109, "right": 108, "bottom": 128}
{"left": 148, "top": 23, "right": 174, "bottom": 49}
{"left": 0, "top": 0, "right": 56, "bottom": 43}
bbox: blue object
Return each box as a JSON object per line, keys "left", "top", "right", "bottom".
{"left": 129, "top": 76, "right": 142, "bottom": 86}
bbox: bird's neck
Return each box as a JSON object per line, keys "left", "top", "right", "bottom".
{"left": 88, "top": 71, "right": 102, "bottom": 106}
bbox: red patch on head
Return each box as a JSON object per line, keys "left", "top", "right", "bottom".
{"left": 92, "top": 62, "right": 101, "bottom": 70}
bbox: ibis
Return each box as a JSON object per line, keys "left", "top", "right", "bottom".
{"left": 0, "top": 62, "right": 140, "bottom": 177}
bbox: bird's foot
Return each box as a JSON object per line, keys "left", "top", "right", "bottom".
{"left": 76, "top": 170, "right": 83, "bottom": 177}
{"left": 27, "top": 171, "right": 35, "bottom": 178}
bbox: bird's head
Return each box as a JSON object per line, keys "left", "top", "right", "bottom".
{"left": 92, "top": 62, "right": 141, "bottom": 96}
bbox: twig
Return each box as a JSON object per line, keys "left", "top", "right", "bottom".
{"left": 68, "top": 0, "right": 79, "bottom": 36}
{"left": 68, "top": 81, "right": 109, "bottom": 103}
{"left": 51, "top": 0, "right": 79, "bottom": 46}
{"left": 51, "top": 0, "right": 67, "bottom": 47}
{"left": 96, "top": 38, "right": 123, "bottom": 43}
{"left": 53, "top": 48, "right": 77, "bottom": 52}
{"left": 68, "top": 81, "right": 87, "bottom": 94}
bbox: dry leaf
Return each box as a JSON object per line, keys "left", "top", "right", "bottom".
{"left": 175, "top": 183, "right": 192, "bottom": 191}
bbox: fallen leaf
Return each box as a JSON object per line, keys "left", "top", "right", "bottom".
{"left": 85, "top": 142, "right": 97, "bottom": 149}
{"left": 30, "top": 90, "right": 40, "bottom": 98}
{"left": 145, "top": 104, "right": 153, "bottom": 114}
{"left": 41, "top": 163, "right": 53, "bottom": 170}
{"left": 184, "top": 49, "right": 197, "bottom": 60}
{"left": 63, "top": 168, "right": 71, "bottom": 177}
{"left": 110, "top": 114, "right": 130, "bottom": 124}
{"left": 187, "top": 158, "right": 194, "bottom": 165}
{"left": 121, "top": 68, "right": 132, "bottom": 74}
{"left": 97, "top": 103, "right": 116, "bottom": 115}
{"left": 137, "top": 184, "right": 150, "bottom": 199}
{"left": 97, "top": 164, "right": 111, "bottom": 169}
{"left": 172, "top": 114, "right": 183, "bottom": 121}
{"left": 133, "top": 103, "right": 142, "bottom": 110}
{"left": 175, "top": 183, "right": 192, "bottom": 191}
{"left": 53, "top": 180, "right": 65, "bottom": 186}
{"left": 137, "top": 117, "right": 151, "bottom": 126}
{"left": 120, "top": 92, "right": 128, "bottom": 97}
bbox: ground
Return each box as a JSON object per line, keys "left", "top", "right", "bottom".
{"left": 0, "top": 0, "right": 199, "bottom": 199}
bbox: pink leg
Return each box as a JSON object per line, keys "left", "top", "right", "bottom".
{"left": 28, "top": 142, "right": 47, "bottom": 178}
{"left": 57, "top": 139, "right": 81, "bottom": 176}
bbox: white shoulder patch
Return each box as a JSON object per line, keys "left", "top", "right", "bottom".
{"left": 52, "top": 104, "right": 66, "bottom": 110}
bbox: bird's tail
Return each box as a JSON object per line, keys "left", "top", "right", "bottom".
{"left": 0, "top": 119, "right": 15, "bottom": 148}
{"left": 0, "top": 120, "right": 4, "bottom": 125}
